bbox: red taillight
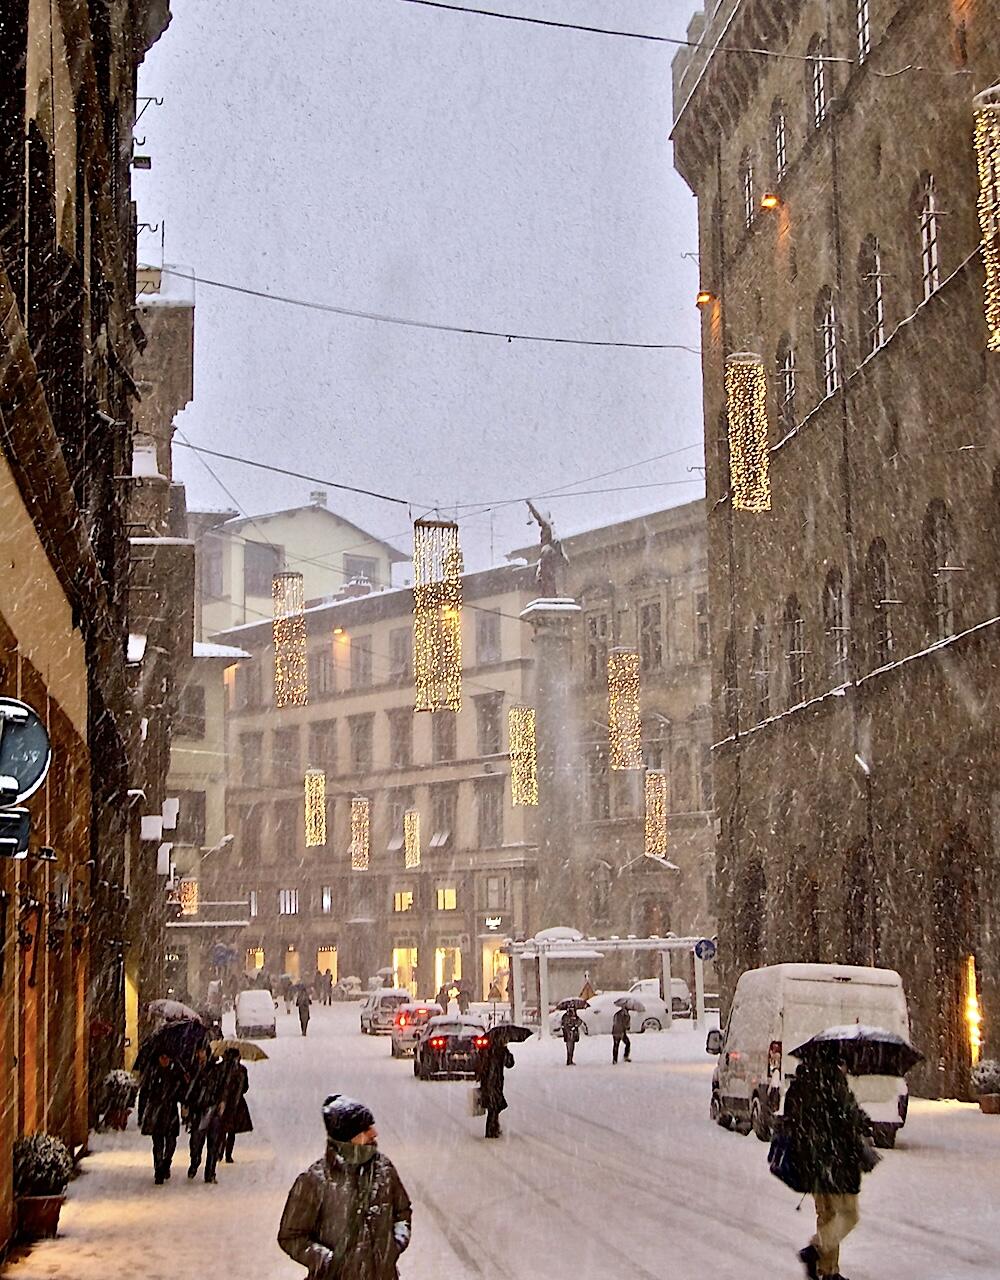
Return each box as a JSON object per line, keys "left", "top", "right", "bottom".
{"left": 430, "top": 1037, "right": 445, "bottom": 1048}
{"left": 768, "top": 1040, "right": 782, "bottom": 1076}
{"left": 474, "top": 1037, "right": 488, "bottom": 1048}
{"left": 399, "top": 1014, "right": 408, "bottom": 1027}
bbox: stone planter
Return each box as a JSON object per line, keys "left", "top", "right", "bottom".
{"left": 16, "top": 1193, "right": 66, "bottom": 1241}
{"left": 978, "top": 1093, "right": 1000, "bottom": 1114}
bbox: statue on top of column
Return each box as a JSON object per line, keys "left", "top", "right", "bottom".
{"left": 526, "top": 500, "right": 570, "bottom": 598}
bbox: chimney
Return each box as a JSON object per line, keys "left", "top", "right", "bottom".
{"left": 309, "top": 490, "right": 327, "bottom": 508}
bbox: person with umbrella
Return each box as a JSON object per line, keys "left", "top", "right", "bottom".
{"left": 559, "top": 1002, "right": 584, "bottom": 1066}
{"left": 138, "top": 1048, "right": 187, "bottom": 1184}
{"left": 476, "top": 1024, "right": 529, "bottom": 1139}
{"left": 278, "top": 1094, "right": 412, "bottom": 1280}
{"left": 296, "top": 983, "right": 312, "bottom": 1036}
{"left": 612, "top": 1002, "right": 633, "bottom": 1064}
{"left": 214, "top": 1045, "right": 254, "bottom": 1168}
{"left": 183, "top": 1044, "right": 223, "bottom": 1181}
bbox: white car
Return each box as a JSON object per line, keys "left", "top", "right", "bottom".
{"left": 628, "top": 978, "right": 693, "bottom": 1017}
{"left": 235, "top": 989, "right": 277, "bottom": 1039}
{"left": 360, "top": 988, "right": 411, "bottom": 1034}
{"left": 549, "top": 991, "right": 671, "bottom": 1036}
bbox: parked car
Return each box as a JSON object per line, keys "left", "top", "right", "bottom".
{"left": 547, "top": 990, "right": 671, "bottom": 1036}
{"left": 360, "top": 988, "right": 411, "bottom": 1034}
{"left": 706, "top": 962, "right": 912, "bottom": 1148}
{"left": 235, "top": 989, "right": 277, "bottom": 1039}
{"left": 331, "top": 976, "right": 363, "bottom": 1002}
{"left": 413, "top": 1016, "right": 488, "bottom": 1079}
{"left": 390, "top": 1002, "right": 443, "bottom": 1057}
{"left": 628, "top": 977, "right": 693, "bottom": 1017}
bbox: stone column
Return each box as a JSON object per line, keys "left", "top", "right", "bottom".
{"left": 519, "top": 598, "right": 582, "bottom": 932}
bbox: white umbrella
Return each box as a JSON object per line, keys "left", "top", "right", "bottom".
{"left": 147, "top": 998, "right": 201, "bottom": 1023}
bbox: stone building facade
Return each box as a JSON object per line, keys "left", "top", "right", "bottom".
{"left": 672, "top": 0, "right": 1000, "bottom": 1094}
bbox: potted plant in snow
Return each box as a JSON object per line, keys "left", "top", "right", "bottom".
{"left": 100, "top": 1069, "right": 139, "bottom": 1130}
{"left": 971, "top": 1060, "right": 1000, "bottom": 1113}
{"left": 13, "top": 1133, "right": 73, "bottom": 1241}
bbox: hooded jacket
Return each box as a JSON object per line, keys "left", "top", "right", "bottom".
{"left": 278, "top": 1142, "right": 411, "bottom": 1280}
{"left": 782, "top": 1060, "right": 871, "bottom": 1195}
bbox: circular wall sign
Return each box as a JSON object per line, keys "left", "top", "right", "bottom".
{"left": 0, "top": 698, "right": 52, "bottom": 804}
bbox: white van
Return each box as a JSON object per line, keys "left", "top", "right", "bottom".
{"left": 235, "top": 989, "right": 277, "bottom": 1039}
{"left": 706, "top": 963, "right": 911, "bottom": 1148}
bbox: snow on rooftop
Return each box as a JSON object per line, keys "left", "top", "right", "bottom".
{"left": 135, "top": 264, "right": 195, "bottom": 307}
{"left": 193, "top": 641, "right": 250, "bottom": 660}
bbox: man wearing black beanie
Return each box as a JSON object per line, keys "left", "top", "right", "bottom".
{"left": 278, "top": 1094, "right": 412, "bottom": 1279}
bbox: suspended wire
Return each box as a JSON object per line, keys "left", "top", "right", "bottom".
{"left": 160, "top": 269, "right": 701, "bottom": 353}
{"left": 396, "top": 0, "right": 965, "bottom": 77}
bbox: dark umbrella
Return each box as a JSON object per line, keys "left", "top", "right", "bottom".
{"left": 486, "top": 1024, "right": 533, "bottom": 1045}
{"left": 791, "top": 1024, "right": 923, "bottom": 1076}
{"left": 555, "top": 998, "right": 590, "bottom": 1011}
{"left": 135, "top": 1017, "right": 210, "bottom": 1074}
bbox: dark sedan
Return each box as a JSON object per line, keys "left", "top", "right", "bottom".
{"left": 413, "top": 1016, "right": 488, "bottom": 1080}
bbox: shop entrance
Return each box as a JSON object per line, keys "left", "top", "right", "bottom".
{"left": 284, "top": 947, "right": 301, "bottom": 983}
{"left": 434, "top": 946, "right": 462, "bottom": 993}
{"left": 392, "top": 946, "right": 419, "bottom": 997}
{"left": 481, "top": 938, "right": 508, "bottom": 999}
{"left": 245, "top": 946, "right": 264, "bottom": 975}
{"left": 316, "top": 946, "right": 338, "bottom": 983}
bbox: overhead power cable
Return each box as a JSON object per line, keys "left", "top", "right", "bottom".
{"left": 160, "top": 269, "right": 700, "bottom": 353}
{"left": 397, "top": 0, "right": 965, "bottom": 77}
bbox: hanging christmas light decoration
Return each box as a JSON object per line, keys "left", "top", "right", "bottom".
{"left": 974, "top": 85, "right": 1000, "bottom": 352}
{"left": 508, "top": 705, "right": 538, "bottom": 806}
{"left": 178, "top": 877, "right": 199, "bottom": 916}
{"left": 725, "top": 352, "right": 771, "bottom": 512}
{"left": 404, "top": 808, "right": 421, "bottom": 869}
{"left": 272, "top": 571, "right": 308, "bottom": 707}
{"left": 350, "top": 796, "right": 370, "bottom": 871}
{"left": 644, "top": 771, "right": 669, "bottom": 858}
{"left": 304, "top": 769, "right": 327, "bottom": 847}
{"left": 608, "top": 647, "right": 642, "bottom": 770}
{"left": 413, "top": 519, "right": 463, "bottom": 712}
{"left": 965, "top": 954, "right": 983, "bottom": 1066}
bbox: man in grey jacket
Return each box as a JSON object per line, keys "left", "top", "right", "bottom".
{"left": 278, "top": 1095, "right": 412, "bottom": 1280}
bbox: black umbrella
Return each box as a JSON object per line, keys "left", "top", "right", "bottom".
{"left": 790, "top": 1024, "right": 923, "bottom": 1076}
{"left": 136, "top": 1017, "right": 210, "bottom": 1074}
{"left": 555, "top": 998, "right": 590, "bottom": 1011}
{"left": 486, "top": 1023, "right": 533, "bottom": 1045}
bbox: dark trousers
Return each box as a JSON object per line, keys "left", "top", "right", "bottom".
{"left": 188, "top": 1119, "right": 209, "bottom": 1171}
{"left": 612, "top": 1033, "right": 630, "bottom": 1063}
{"left": 152, "top": 1132, "right": 177, "bottom": 1179}
{"left": 485, "top": 1108, "right": 501, "bottom": 1138}
{"left": 204, "top": 1118, "right": 225, "bottom": 1181}
{"left": 299, "top": 1009, "right": 309, "bottom": 1035}
{"left": 565, "top": 1037, "right": 576, "bottom": 1065}
{"left": 224, "top": 1129, "right": 236, "bottom": 1161}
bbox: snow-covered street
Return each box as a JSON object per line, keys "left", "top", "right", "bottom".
{"left": 7, "top": 1004, "right": 999, "bottom": 1280}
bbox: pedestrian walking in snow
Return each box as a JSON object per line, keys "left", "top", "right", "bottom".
{"left": 323, "top": 969, "right": 334, "bottom": 1005}
{"left": 138, "top": 1050, "right": 187, "bottom": 1184}
{"left": 781, "top": 1057, "right": 876, "bottom": 1280}
{"left": 435, "top": 983, "right": 451, "bottom": 1015}
{"left": 611, "top": 1006, "right": 631, "bottom": 1064}
{"left": 183, "top": 1045, "right": 222, "bottom": 1180}
{"left": 278, "top": 1094, "right": 412, "bottom": 1280}
{"left": 213, "top": 1046, "right": 253, "bottom": 1169}
{"left": 297, "top": 984, "right": 312, "bottom": 1036}
{"left": 476, "top": 1039, "right": 514, "bottom": 1138}
{"left": 281, "top": 974, "right": 294, "bottom": 1014}
{"left": 560, "top": 1007, "right": 581, "bottom": 1065}
{"left": 456, "top": 985, "right": 471, "bottom": 1015}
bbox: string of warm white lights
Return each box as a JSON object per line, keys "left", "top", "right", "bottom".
{"left": 508, "top": 706, "right": 539, "bottom": 806}
{"left": 350, "top": 796, "right": 370, "bottom": 871}
{"left": 608, "top": 648, "right": 642, "bottom": 770}
{"left": 404, "top": 809, "right": 422, "bottom": 869}
{"left": 974, "top": 85, "right": 1000, "bottom": 353}
{"left": 413, "top": 519, "right": 464, "bottom": 712}
{"left": 272, "top": 572, "right": 309, "bottom": 707}
{"left": 178, "top": 878, "right": 199, "bottom": 916}
{"left": 644, "top": 771, "right": 669, "bottom": 858}
{"left": 304, "top": 769, "right": 327, "bottom": 847}
{"left": 725, "top": 353, "right": 771, "bottom": 512}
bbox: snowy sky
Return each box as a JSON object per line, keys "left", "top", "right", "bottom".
{"left": 135, "top": 0, "right": 705, "bottom": 571}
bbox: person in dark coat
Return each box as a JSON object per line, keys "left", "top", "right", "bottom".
{"left": 278, "top": 1094, "right": 412, "bottom": 1280}
{"left": 456, "top": 985, "right": 471, "bottom": 1015}
{"left": 183, "top": 1045, "right": 222, "bottom": 1180}
{"left": 296, "top": 984, "right": 312, "bottom": 1036}
{"left": 782, "top": 1057, "right": 874, "bottom": 1280}
{"left": 138, "top": 1051, "right": 187, "bottom": 1183}
{"left": 323, "top": 970, "right": 334, "bottom": 1006}
{"left": 476, "top": 1039, "right": 514, "bottom": 1138}
{"left": 611, "top": 1006, "right": 631, "bottom": 1064}
{"left": 435, "top": 984, "right": 451, "bottom": 1015}
{"left": 216, "top": 1046, "right": 253, "bottom": 1164}
{"left": 560, "top": 1008, "right": 582, "bottom": 1065}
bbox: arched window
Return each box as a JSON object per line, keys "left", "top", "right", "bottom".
{"left": 775, "top": 334, "right": 796, "bottom": 425}
{"left": 740, "top": 149, "right": 755, "bottom": 230}
{"left": 672, "top": 748, "right": 691, "bottom": 811}
{"left": 783, "top": 594, "right": 806, "bottom": 702}
{"left": 807, "top": 37, "right": 829, "bottom": 129}
{"left": 856, "top": 0, "right": 872, "bottom": 62}
{"left": 923, "top": 500, "right": 958, "bottom": 640}
{"left": 858, "top": 235, "right": 885, "bottom": 355}
{"left": 641, "top": 716, "right": 668, "bottom": 771}
{"left": 815, "top": 287, "right": 840, "bottom": 397}
{"left": 865, "top": 539, "right": 894, "bottom": 666}
{"left": 823, "top": 568, "right": 849, "bottom": 679}
{"left": 771, "top": 99, "right": 788, "bottom": 182}
{"left": 751, "top": 614, "right": 770, "bottom": 720}
{"left": 919, "top": 173, "right": 941, "bottom": 300}
{"left": 592, "top": 861, "right": 612, "bottom": 923}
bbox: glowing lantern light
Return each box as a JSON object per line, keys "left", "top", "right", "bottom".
{"left": 608, "top": 647, "right": 642, "bottom": 770}
{"left": 760, "top": 192, "right": 781, "bottom": 210}
{"left": 966, "top": 954, "right": 983, "bottom": 1066}
{"left": 178, "top": 877, "right": 199, "bottom": 917}
{"left": 509, "top": 705, "right": 538, "bottom": 806}
{"left": 973, "top": 84, "right": 1000, "bottom": 352}
{"left": 696, "top": 289, "right": 715, "bottom": 308}
{"left": 304, "top": 769, "right": 327, "bottom": 848}
{"left": 404, "top": 809, "right": 421, "bottom": 869}
{"left": 644, "top": 771, "right": 669, "bottom": 858}
{"left": 413, "top": 519, "right": 463, "bottom": 712}
{"left": 350, "top": 796, "right": 370, "bottom": 871}
{"left": 272, "top": 571, "right": 308, "bottom": 707}
{"left": 725, "top": 352, "right": 771, "bottom": 512}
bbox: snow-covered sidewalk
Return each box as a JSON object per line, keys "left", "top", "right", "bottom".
{"left": 6, "top": 1005, "right": 999, "bottom": 1279}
